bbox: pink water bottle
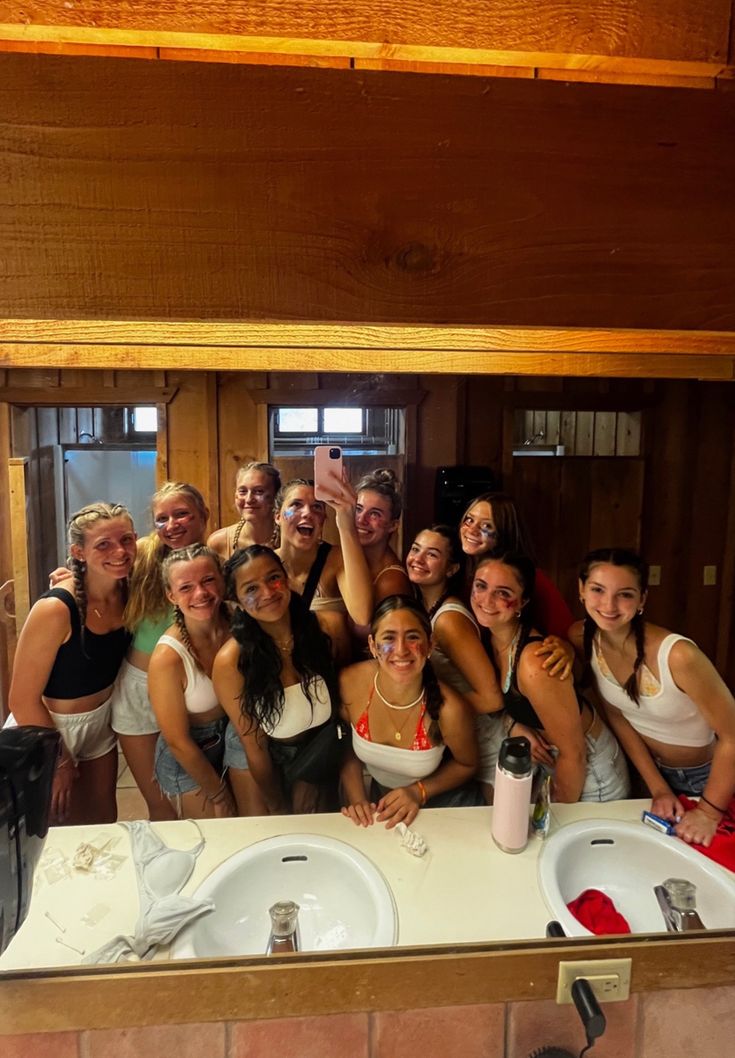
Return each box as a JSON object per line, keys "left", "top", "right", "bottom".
{"left": 491, "top": 736, "right": 533, "bottom": 853}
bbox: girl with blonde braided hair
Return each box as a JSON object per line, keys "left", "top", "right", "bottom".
{"left": 8, "top": 503, "right": 136, "bottom": 824}
{"left": 108, "top": 481, "right": 210, "bottom": 820}
{"left": 208, "top": 461, "right": 281, "bottom": 560}
{"left": 148, "top": 545, "right": 238, "bottom": 819}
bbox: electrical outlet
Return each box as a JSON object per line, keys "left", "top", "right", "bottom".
{"left": 648, "top": 565, "right": 661, "bottom": 586}
{"left": 556, "top": 958, "right": 632, "bottom": 1004}
{"left": 703, "top": 565, "right": 717, "bottom": 586}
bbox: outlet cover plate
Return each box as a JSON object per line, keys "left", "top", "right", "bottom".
{"left": 556, "top": 958, "right": 632, "bottom": 1004}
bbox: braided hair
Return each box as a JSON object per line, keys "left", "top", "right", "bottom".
{"left": 223, "top": 545, "right": 339, "bottom": 734}
{"left": 161, "top": 544, "right": 226, "bottom": 673}
{"left": 232, "top": 461, "right": 281, "bottom": 551}
{"left": 67, "top": 502, "right": 133, "bottom": 655}
{"left": 369, "top": 594, "right": 444, "bottom": 743}
{"left": 579, "top": 548, "right": 649, "bottom": 705}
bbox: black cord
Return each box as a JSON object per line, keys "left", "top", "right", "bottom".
{"left": 579, "top": 1043, "right": 593, "bottom": 1058}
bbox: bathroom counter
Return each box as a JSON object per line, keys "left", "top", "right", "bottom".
{"left": 0, "top": 799, "right": 651, "bottom": 971}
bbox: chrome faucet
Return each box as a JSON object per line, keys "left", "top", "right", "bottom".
{"left": 654, "top": 878, "right": 706, "bottom": 932}
{"left": 266, "top": 900, "right": 300, "bottom": 954}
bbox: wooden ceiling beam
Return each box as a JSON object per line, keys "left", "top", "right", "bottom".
{"left": 0, "top": 0, "right": 733, "bottom": 87}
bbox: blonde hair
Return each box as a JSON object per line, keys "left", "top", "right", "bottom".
{"left": 67, "top": 502, "right": 133, "bottom": 646}
{"left": 232, "top": 462, "right": 281, "bottom": 551}
{"left": 123, "top": 481, "right": 209, "bottom": 630}
{"left": 161, "top": 544, "right": 224, "bottom": 671}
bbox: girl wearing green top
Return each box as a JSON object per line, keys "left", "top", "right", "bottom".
{"left": 110, "top": 481, "right": 210, "bottom": 820}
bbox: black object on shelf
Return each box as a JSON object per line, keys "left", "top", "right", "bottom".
{"left": 434, "top": 465, "right": 497, "bottom": 526}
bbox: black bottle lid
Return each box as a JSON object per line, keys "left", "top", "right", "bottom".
{"left": 498, "top": 735, "right": 532, "bottom": 776}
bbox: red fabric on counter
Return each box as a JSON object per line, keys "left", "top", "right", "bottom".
{"left": 567, "top": 888, "right": 631, "bottom": 935}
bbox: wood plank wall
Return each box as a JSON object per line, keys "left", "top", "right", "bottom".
{"left": 1, "top": 54, "right": 735, "bottom": 329}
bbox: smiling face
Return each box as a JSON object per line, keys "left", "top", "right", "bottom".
{"left": 579, "top": 562, "right": 646, "bottom": 632}
{"left": 165, "top": 556, "right": 224, "bottom": 622}
{"left": 234, "top": 468, "right": 276, "bottom": 523}
{"left": 276, "top": 484, "right": 326, "bottom": 550}
{"left": 73, "top": 516, "right": 137, "bottom": 581}
{"left": 470, "top": 560, "right": 526, "bottom": 631}
{"left": 153, "top": 493, "right": 208, "bottom": 550}
{"left": 460, "top": 501, "right": 498, "bottom": 557}
{"left": 355, "top": 489, "right": 398, "bottom": 548}
{"left": 368, "top": 607, "right": 431, "bottom": 683}
{"left": 406, "top": 530, "right": 458, "bottom": 589}
{"left": 233, "top": 553, "right": 291, "bottom": 623}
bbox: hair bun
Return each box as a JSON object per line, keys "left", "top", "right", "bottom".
{"left": 373, "top": 468, "right": 398, "bottom": 487}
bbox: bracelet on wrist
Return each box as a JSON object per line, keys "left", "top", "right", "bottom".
{"left": 414, "top": 780, "right": 428, "bottom": 806}
{"left": 699, "top": 793, "right": 727, "bottom": 816}
{"left": 204, "top": 780, "right": 227, "bottom": 804}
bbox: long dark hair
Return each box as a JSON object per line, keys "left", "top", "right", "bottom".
{"left": 473, "top": 551, "right": 538, "bottom": 675}
{"left": 579, "top": 548, "right": 649, "bottom": 705}
{"left": 224, "top": 545, "right": 339, "bottom": 732}
{"left": 370, "top": 594, "right": 443, "bottom": 740}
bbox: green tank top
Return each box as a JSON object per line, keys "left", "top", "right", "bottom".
{"left": 132, "top": 609, "right": 174, "bottom": 655}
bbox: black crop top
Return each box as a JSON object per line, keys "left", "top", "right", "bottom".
{"left": 41, "top": 588, "right": 130, "bottom": 699}
{"left": 502, "top": 634, "right": 584, "bottom": 730}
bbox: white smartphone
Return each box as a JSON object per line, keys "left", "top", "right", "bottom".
{"left": 314, "top": 445, "right": 343, "bottom": 500}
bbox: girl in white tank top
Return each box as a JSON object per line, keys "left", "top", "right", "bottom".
{"left": 574, "top": 548, "right": 735, "bottom": 849}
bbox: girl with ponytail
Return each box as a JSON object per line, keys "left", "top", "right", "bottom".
{"left": 339, "top": 595, "right": 482, "bottom": 829}
{"left": 8, "top": 503, "right": 136, "bottom": 824}
{"left": 573, "top": 548, "right": 735, "bottom": 846}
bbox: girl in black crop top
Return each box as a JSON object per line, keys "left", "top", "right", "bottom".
{"left": 469, "top": 552, "right": 592, "bottom": 803}
{"left": 8, "top": 502, "right": 136, "bottom": 825}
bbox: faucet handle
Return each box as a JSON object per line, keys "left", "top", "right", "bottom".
{"left": 269, "top": 900, "right": 300, "bottom": 938}
{"left": 662, "top": 878, "right": 697, "bottom": 911}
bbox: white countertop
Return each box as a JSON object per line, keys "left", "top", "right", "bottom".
{"left": 0, "top": 800, "right": 651, "bottom": 971}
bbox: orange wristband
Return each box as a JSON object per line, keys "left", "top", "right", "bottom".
{"left": 415, "top": 781, "right": 428, "bottom": 806}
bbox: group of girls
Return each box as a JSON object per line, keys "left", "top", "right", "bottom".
{"left": 8, "top": 461, "right": 735, "bottom": 849}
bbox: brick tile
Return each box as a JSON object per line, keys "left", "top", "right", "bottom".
{"left": 371, "top": 1004, "right": 504, "bottom": 1058}
{"left": 506, "top": 995, "right": 639, "bottom": 1058}
{"left": 229, "top": 1013, "right": 368, "bottom": 1058}
{"left": 85, "top": 1023, "right": 225, "bottom": 1058}
{"left": 640, "top": 985, "right": 735, "bottom": 1058}
{"left": 1, "top": 1032, "right": 79, "bottom": 1058}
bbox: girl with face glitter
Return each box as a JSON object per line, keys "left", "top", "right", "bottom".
{"left": 471, "top": 553, "right": 629, "bottom": 804}
{"left": 339, "top": 595, "right": 482, "bottom": 829}
{"left": 207, "top": 461, "right": 281, "bottom": 559}
{"left": 213, "top": 546, "right": 343, "bottom": 814}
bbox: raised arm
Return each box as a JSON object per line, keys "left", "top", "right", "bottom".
{"left": 325, "top": 471, "right": 373, "bottom": 626}
{"left": 432, "top": 609, "right": 503, "bottom": 715}
{"left": 148, "top": 641, "right": 234, "bottom": 815}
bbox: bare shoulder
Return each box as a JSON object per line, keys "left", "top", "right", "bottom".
{"left": 207, "top": 525, "right": 229, "bottom": 550}
{"left": 568, "top": 620, "right": 585, "bottom": 650}
{"left": 339, "top": 659, "right": 373, "bottom": 693}
{"left": 214, "top": 635, "right": 241, "bottom": 667}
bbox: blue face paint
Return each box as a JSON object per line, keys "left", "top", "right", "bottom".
{"left": 282, "top": 507, "right": 296, "bottom": 519}
{"left": 379, "top": 642, "right": 394, "bottom": 656}
{"left": 480, "top": 527, "right": 497, "bottom": 540}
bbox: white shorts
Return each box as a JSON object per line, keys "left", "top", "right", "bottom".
{"left": 476, "top": 713, "right": 505, "bottom": 786}
{"left": 110, "top": 659, "right": 159, "bottom": 737}
{"left": 47, "top": 698, "right": 117, "bottom": 762}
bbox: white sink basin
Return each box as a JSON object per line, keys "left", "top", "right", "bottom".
{"left": 538, "top": 819, "right": 735, "bottom": 937}
{"left": 170, "top": 833, "right": 398, "bottom": 958}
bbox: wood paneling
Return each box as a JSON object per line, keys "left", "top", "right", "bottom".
{"left": 2, "top": 57, "right": 735, "bottom": 329}
{"left": 0, "top": 0, "right": 730, "bottom": 85}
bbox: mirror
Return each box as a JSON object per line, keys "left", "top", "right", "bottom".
{"left": 2, "top": 364, "right": 734, "bottom": 975}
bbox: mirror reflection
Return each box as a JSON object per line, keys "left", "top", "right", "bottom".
{"left": 2, "top": 368, "right": 734, "bottom": 970}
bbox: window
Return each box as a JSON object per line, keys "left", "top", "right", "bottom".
{"left": 270, "top": 406, "right": 402, "bottom": 457}
{"left": 130, "top": 406, "right": 158, "bottom": 433}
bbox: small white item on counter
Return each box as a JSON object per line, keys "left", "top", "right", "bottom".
{"left": 395, "top": 821, "right": 428, "bottom": 857}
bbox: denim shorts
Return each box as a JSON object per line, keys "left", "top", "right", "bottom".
{"left": 656, "top": 759, "right": 711, "bottom": 796}
{"left": 154, "top": 717, "right": 249, "bottom": 796}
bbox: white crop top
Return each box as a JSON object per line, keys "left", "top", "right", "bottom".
{"left": 351, "top": 726, "right": 444, "bottom": 789}
{"left": 590, "top": 633, "right": 713, "bottom": 747}
{"left": 261, "top": 677, "right": 332, "bottom": 740}
{"left": 157, "top": 634, "right": 220, "bottom": 716}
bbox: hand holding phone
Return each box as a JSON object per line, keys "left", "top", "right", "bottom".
{"left": 314, "top": 446, "right": 344, "bottom": 501}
